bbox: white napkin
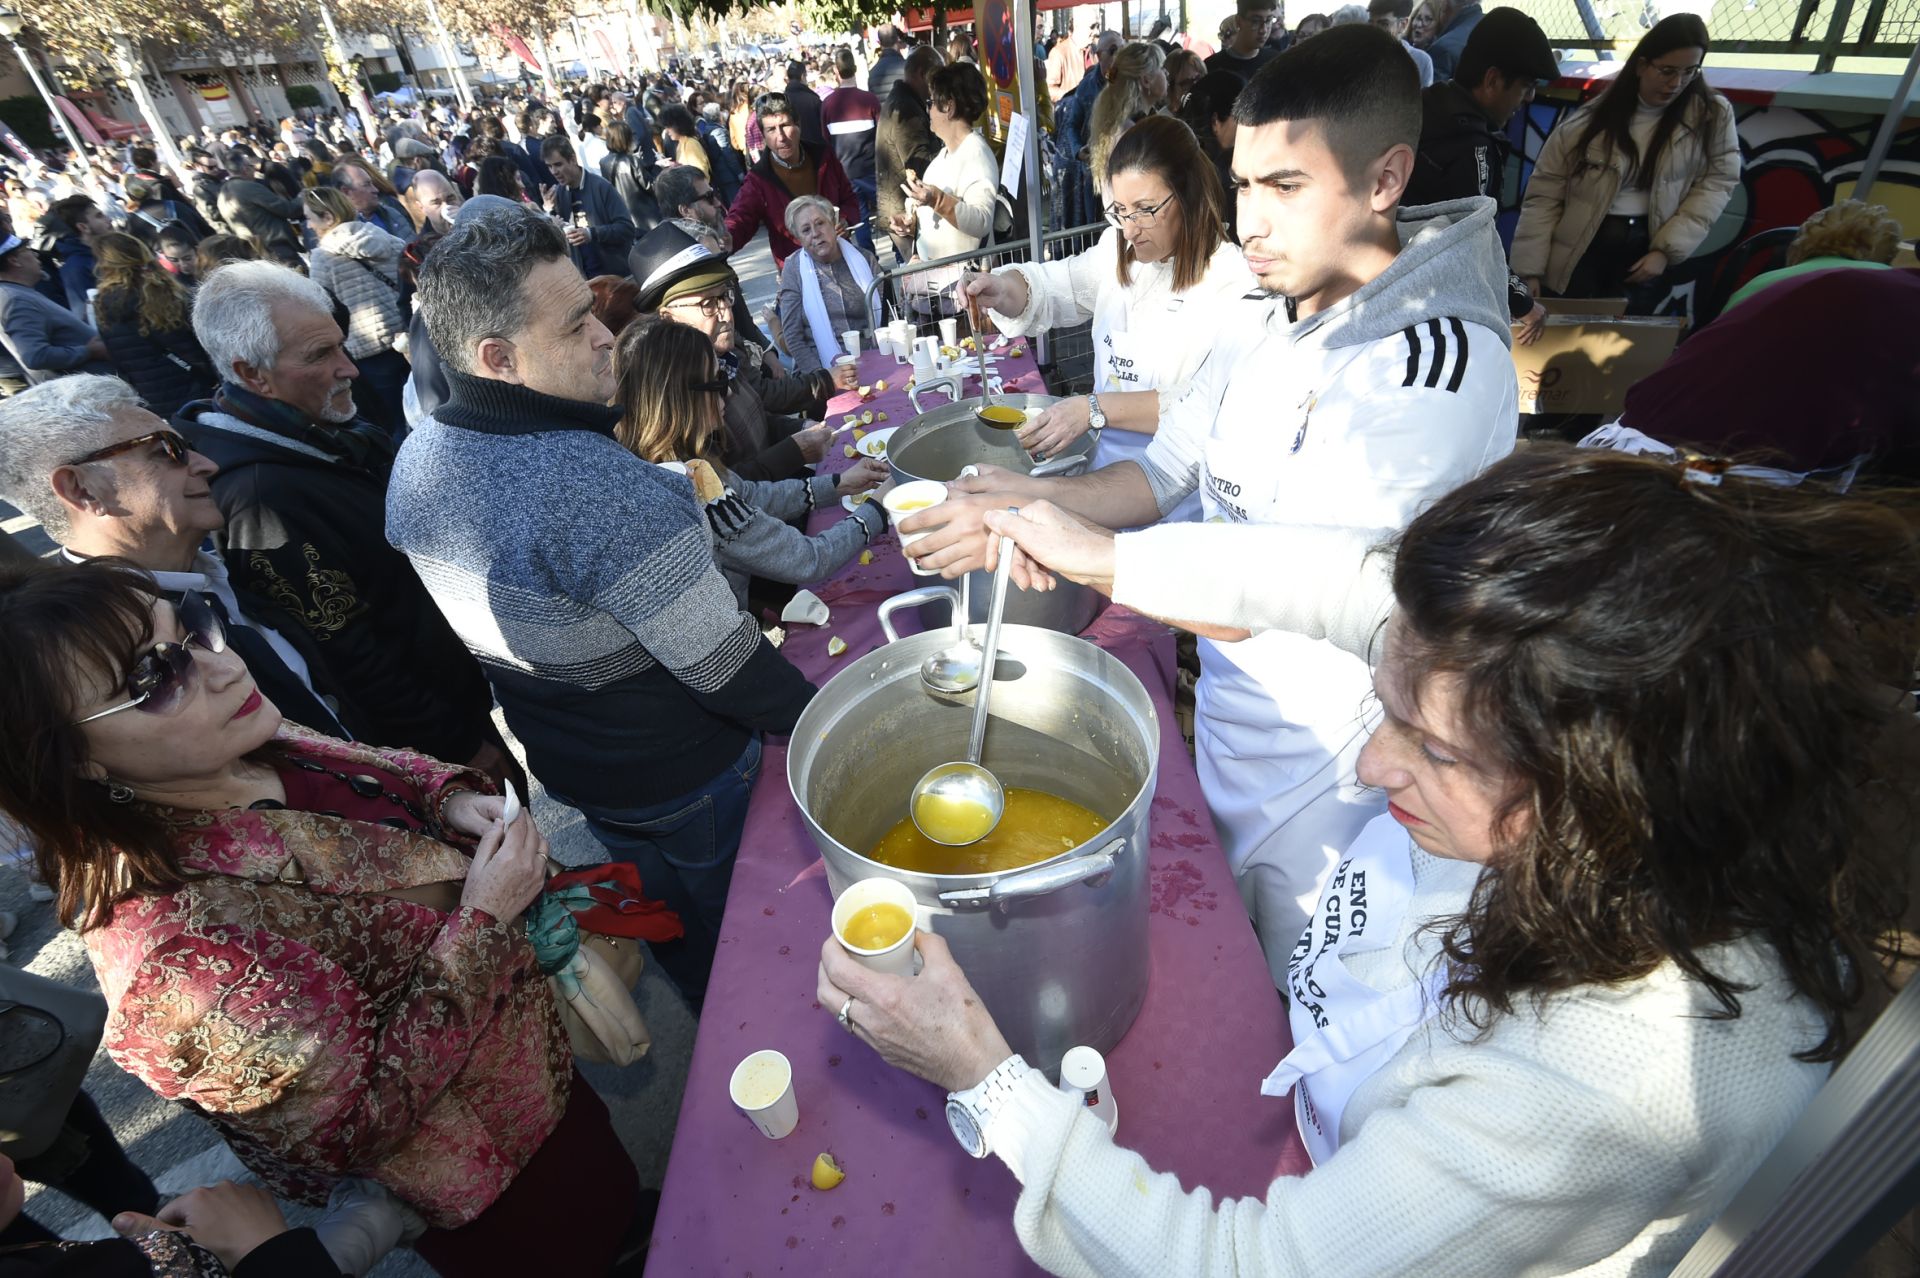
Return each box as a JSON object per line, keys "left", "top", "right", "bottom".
{"left": 780, "top": 589, "right": 830, "bottom": 626}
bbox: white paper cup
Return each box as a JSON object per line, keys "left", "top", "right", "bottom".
{"left": 831, "top": 877, "right": 921, "bottom": 976}
{"left": 912, "top": 336, "right": 941, "bottom": 374}
{"left": 938, "top": 316, "right": 958, "bottom": 347}
{"left": 884, "top": 480, "right": 949, "bottom": 576}
{"left": 729, "top": 1049, "right": 799, "bottom": 1139}
{"left": 890, "top": 320, "right": 913, "bottom": 358}
{"left": 840, "top": 329, "right": 862, "bottom": 357}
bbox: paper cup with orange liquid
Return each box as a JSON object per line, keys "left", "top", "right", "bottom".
{"left": 883, "top": 480, "right": 949, "bottom": 577}
{"left": 830, "top": 877, "right": 923, "bottom": 976}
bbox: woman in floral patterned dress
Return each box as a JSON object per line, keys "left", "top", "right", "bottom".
{"left": 0, "top": 562, "right": 643, "bottom": 1276}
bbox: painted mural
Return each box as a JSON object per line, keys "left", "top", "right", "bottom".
{"left": 1498, "top": 88, "right": 1920, "bottom": 320}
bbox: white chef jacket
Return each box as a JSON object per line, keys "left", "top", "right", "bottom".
{"left": 990, "top": 227, "right": 1254, "bottom": 524}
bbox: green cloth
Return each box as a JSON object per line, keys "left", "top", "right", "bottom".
{"left": 524, "top": 886, "right": 597, "bottom": 996}
{"left": 1723, "top": 256, "right": 1891, "bottom": 313}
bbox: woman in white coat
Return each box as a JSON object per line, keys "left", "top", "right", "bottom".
{"left": 957, "top": 115, "right": 1254, "bottom": 524}
{"left": 300, "top": 185, "right": 410, "bottom": 435}
{"left": 818, "top": 447, "right": 1914, "bottom": 1277}
{"left": 1511, "top": 14, "right": 1740, "bottom": 315}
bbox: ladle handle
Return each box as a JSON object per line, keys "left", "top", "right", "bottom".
{"left": 966, "top": 525, "right": 1016, "bottom": 765}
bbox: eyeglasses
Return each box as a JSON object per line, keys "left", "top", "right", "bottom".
{"left": 73, "top": 593, "right": 228, "bottom": 725}
{"left": 692, "top": 190, "right": 722, "bottom": 207}
{"left": 67, "top": 430, "right": 190, "bottom": 468}
{"left": 689, "top": 376, "right": 729, "bottom": 393}
{"left": 1103, "top": 195, "right": 1174, "bottom": 228}
{"left": 665, "top": 294, "right": 730, "bottom": 318}
{"left": 1648, "top": 62, "right": 1703, "bottom": 81}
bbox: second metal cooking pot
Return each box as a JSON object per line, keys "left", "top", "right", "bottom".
{"left": 888, "top": 393, "right": 1103, "bottom": 635}
{"left": 788, "top": 588, "right": 1160, "bottom": 1076}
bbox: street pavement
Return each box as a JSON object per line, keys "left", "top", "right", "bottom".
{"left": 7, "top": 225, "right": 789, "bottom": 1272}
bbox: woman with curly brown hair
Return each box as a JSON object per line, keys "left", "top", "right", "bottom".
{"left": 1723, "top": 198, "right": 1904, "bottom": 313}
{"left": 819, "top": 445, "right": 1917, "bottom": 1275}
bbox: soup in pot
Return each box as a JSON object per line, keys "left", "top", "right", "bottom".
{"left": 871, "top": 787, "right": 1107, "bottom": 875}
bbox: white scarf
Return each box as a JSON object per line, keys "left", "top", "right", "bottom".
{"left": 795, "top": 240, "right": 877, "bottom": 366}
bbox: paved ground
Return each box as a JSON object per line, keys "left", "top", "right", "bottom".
{"left": 4, "top": 224, "right": 787, "bottom": 1272}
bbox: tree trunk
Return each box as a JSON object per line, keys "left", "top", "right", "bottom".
{"left": 112, "top": 38, "right": 189, "bottom": 190}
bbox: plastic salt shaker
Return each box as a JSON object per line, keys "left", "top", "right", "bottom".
{"left": 1058, "top": 1046, "right": 1118, "bottom": 1137}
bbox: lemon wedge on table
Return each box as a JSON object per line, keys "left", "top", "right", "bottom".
{"left": 826, "top": 636, "right": 848, "bottom": 657}
{"left": 811, "top": 1151, "right": 846, "bottom": 1190}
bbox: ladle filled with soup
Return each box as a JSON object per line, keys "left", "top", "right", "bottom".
{"left": 871, "top": 787, "right": 1107, "bottom": 876}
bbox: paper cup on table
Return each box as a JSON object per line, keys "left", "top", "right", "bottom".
{"left": 729, "top": 1049, "right": 799, "bottom": 1139}
{"left": 890, "top": 320, "right": 914, "bottom": 361}
{"left": 884, "top": 480, "right": 949, "bottom": 576}
{"left": 937, "top": 317, "right": 958, "bottom": 347}
{"left": 840, "top": 330, "right": 862, "bottom": 357}
{"left": 779, "top": 589, "right": 829, "bottom": 626}
{"left": 912, "top": 336, "right": 940, "bottom": 375}
{"left": 831, "top": 877, "right": 922, "bottom": 976}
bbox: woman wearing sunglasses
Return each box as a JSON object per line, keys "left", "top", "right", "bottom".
{"left": 955, "top": 116, "right": 1254, "bottom": 523}
{"left": 1512, "top": 14, "right": 1739, "bottom": 315}
{"left": 614, "top": 316, "right": 888, "bottom": 609}
{"left": 0, "top": 563, "right": 645, "bottom": 1276}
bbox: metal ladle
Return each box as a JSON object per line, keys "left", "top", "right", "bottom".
{"left": 918, "top": 573, "right": 978, "bottom": 693}
{"left": 909, "top": 520, "right": 1017, "bottom": 845}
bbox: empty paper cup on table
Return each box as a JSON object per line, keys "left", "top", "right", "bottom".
{"left": 890, "top": 320, "right": 914, "bottom": 360}
{"left": 729, "top": 1049, "right": 799, "bottom": 1139}
{"left": 831, "top": 876, "right": 922, "bottom": 976}
{"left": 884, "top": 480, "right": 949, "bottom": 576}
{"left": 780, "top": 589, "right": 829, "bottom": 626}
{"left": 912, "top": 336, "right": 941, "bottom": 374}
{"left": 840, "top": 330, "right": 862, "bottom": 357}
{"left": 937, "top": 317, "right": 959, "bottom": 347}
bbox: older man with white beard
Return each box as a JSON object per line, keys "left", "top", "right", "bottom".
{"left": 176, "top": 260, "right": 513, "bottom": 783}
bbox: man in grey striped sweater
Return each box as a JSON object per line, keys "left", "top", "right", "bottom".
{"left": 389, "top": 198, "right": 816, "bottom": 1007}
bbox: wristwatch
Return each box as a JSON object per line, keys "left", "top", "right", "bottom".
{"left": 946, "top": 1055, "right": 1033, "bottom": 1159}
{"left": 1086, "top": 394, "right": 1107, "bottom": 439}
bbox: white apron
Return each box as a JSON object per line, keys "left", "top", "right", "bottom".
{"left": 1090, "top": 288, "right": 1203, "bottom": 525}
{"left": 1261, "top": 814, "right": 1469, "bottom": 1164}
{"left": 1193, "top": 350, "right": 1386, "bottom": 968}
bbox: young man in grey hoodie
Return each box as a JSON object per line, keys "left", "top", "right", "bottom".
{"left": 925, "top": 24, "right": 1519, "bottom": 972}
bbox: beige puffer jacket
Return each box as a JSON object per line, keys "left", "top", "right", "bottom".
{"left": 1511, "top": 91, "right": 1741, "bottom": 295}
{"left": 311, "top": 220, "right": 409, "bottom": 360}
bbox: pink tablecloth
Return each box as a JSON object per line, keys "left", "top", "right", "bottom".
{"left": 643, "top": 351, "right": 1309, "bottom": 1276}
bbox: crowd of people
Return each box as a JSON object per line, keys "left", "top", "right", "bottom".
{"left": 0, "top": 10, "right": 1915, "bottom": 1278}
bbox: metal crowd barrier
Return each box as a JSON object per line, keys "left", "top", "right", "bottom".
{"left": 861, "top": 220, "right": 1109, "bottom": 401}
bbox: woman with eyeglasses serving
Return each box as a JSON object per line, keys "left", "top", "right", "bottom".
{"left": 1512, "top": 14, "right": 1739, "bottom": 315}
{"left": 955, "top": 116, "right": 1254, "bottom": 522}
{"left": 0, "top": 563, "right": 646, "bottom": 1275}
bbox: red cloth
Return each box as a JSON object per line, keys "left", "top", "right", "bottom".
{"left": 645, "top": 350, "right": 1309, "bottom": 1274}
{"left": 1622, "top": 266, "right": 1920, "bottom": 476}
{"left": 275, "top": 754, "right": 430, "bottom": 832}
{"left": 725, "top": 141, "right": 863, "bottom": 269}
{"left": 548, "top": 862, "right": 685, "bottom": 943}
{"left": 413, "top": 1071, "right": 639, "bottom": 1276}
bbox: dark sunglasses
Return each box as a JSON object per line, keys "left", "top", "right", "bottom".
{"left": 690, "top": 377, "right": 729, "bottom": 393}
{"left": 68, "top": 429, "right": 191, "bottom": 468}
{"left": 73, "top": 593, "right": 228, "bottom": 725}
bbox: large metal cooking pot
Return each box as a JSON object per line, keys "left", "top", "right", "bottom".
{"left": 789, "top": 588, "right": 1159, "bottom": 1077}
{"left": 888, "top": 393, "right": 1104, "bottom": 635}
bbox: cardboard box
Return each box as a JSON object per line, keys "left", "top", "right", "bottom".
{"left": 1511, "top": 316, "right": 1686, "bottom": 417}
{"left": 1539, "top": 296, "right": 1628, "bottom": 316}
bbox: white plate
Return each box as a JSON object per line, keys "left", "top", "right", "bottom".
{"left": 841, "top": 491, "right": 877, "bottom": 512}
{"left": 856, "top": 427, "right": 896, "bottom": 458}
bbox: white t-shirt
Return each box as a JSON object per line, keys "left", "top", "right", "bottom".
{"left": 1608, "top": 102, "right": 1665, "bottom": 217}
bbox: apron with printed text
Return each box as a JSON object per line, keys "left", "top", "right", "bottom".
{"left": 1261, "top": 814, "right": 1460, "bottom": 1164}
{"left": 1090, "top": 289, "right": 1202, "bottom": 524}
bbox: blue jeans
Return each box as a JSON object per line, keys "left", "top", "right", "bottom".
{"left": 850, "top": 176, "right": 877, "bottom": 253}
{"left": 555, "top": 735, "right": 762, "bottom": 1010}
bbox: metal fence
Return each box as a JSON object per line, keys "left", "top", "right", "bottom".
{"left": 862, "top": 219, "right": 1110, "bottom": 399}
{"left": 1494, "top": 0, "right": 1920, "bottom": 69}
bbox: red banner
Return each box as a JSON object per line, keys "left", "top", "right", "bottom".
{"left": 493, "top": 26, "right": 543, "bottom": 73}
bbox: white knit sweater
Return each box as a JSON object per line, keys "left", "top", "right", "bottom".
{"left": 987, "top": 922, "right": 1828, "bottom": 1276}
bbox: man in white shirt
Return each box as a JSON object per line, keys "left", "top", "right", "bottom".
{"left": 901, "top": 25, "right": 1518, "bottom": 973}
{"left": 0, "top": 375, "right": 353, "bottom": 738}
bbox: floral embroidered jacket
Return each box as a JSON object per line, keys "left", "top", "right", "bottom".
{"left": 83, "top": 727, "right": 571, "bottom": 1228}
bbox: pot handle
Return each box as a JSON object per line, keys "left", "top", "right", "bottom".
{"left": 878, "top": 585, "right": 961, "bottom": 644}
{"left": 1028, "top": 450, "right": 1090, "bottom": 480}
{"left": 936, "top": 840, "right": 1124, "bottom": 912}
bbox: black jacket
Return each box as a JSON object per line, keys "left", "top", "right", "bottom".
{"left": 175, "top": 393, "right": 496, "bottom": 763}
{"left": 189, "top": 171, "right": 230, "bottom": 234}
{"left": 550, "top": 171, "right": 636, "bottom": 277}
{"left": 722, "top": 342, "right": 836, "bottom": 483}
{"left": 599, "top": 151, "right": 661, "bottom": 233}
{"left": 93, "top": 298, "right": 215, "bottom": 421}
{"left": 1408, "top": 81, "right": 1534, "bottom": 320}
{"left": 783, "top": 82, "right": 826, "bottom": 148}
{"left": 876, "top": 83, "right": 939, "bottom": 225}
{"left": 867, "top": 50, "right": 907, "bottom": 105}
{"left": 216, "top": 178, "right": 302, "bottom": 251}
